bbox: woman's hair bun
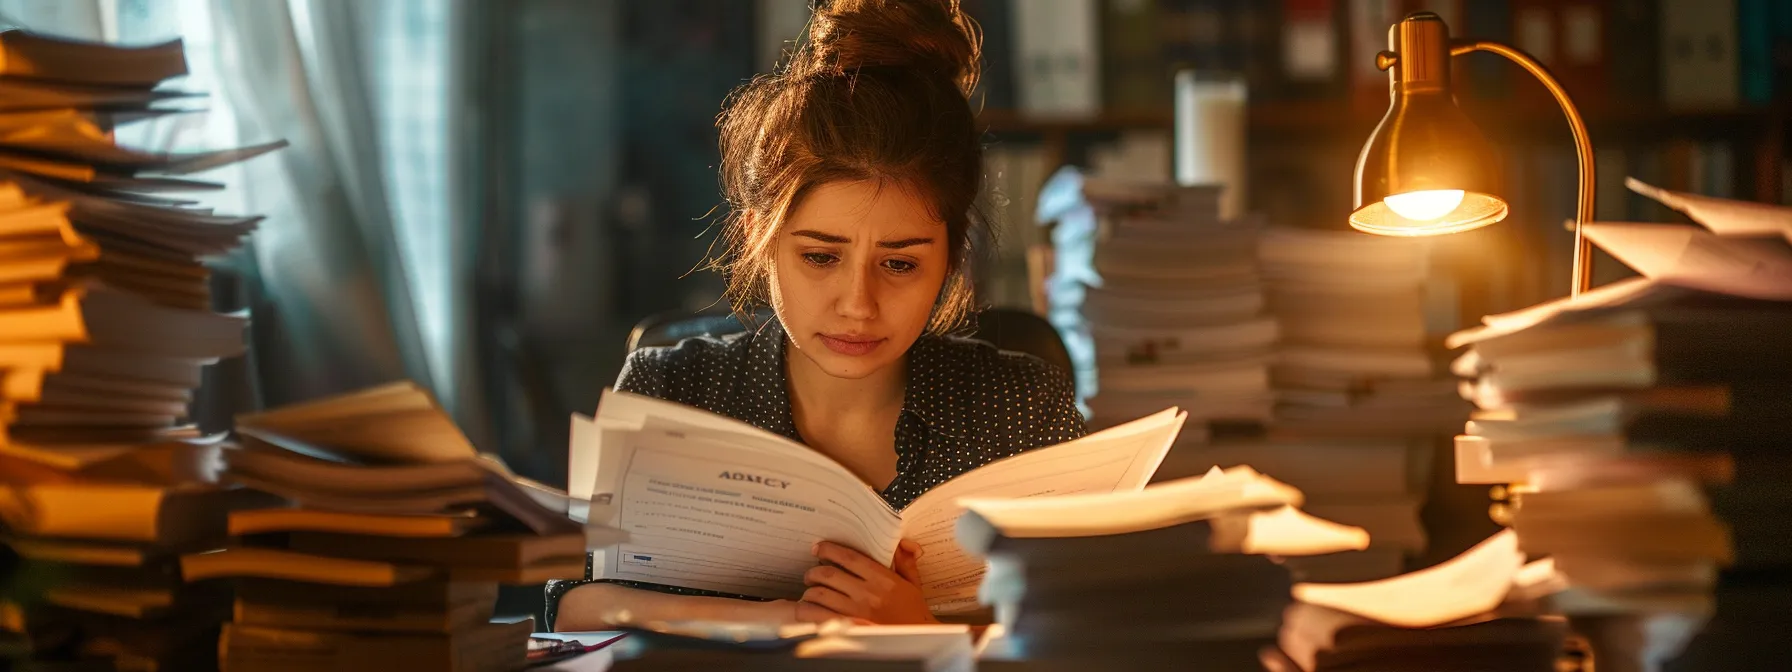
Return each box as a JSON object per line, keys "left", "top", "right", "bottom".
{"left": 793, "top": 0, "right": 982, "bottom": 98}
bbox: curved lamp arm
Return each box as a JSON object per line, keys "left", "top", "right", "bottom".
{"left": 1450, "top": 40, "right": 1596, "bottom": 296}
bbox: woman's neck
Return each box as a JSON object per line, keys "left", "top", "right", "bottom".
{"left": 783, "top": 344, "right": 907, "bottom": 423}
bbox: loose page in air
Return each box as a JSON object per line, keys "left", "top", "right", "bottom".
{"left": 583, "top": 389, "right": 1184, "bottom": 613}
{"left": 1581, "top": 221, "right": 1792, "bottom": 300}
{"left": 1627, "top": 177, "right": 1792, "bottom": 242}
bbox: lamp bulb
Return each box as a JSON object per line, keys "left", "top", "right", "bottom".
{"left": 1384, "top": 189, "right": 1466, "bottom": 222}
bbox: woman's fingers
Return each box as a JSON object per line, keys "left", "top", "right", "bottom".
{"left": 800, "top": 586, "right": 866, "bottom": 619}
{"left": 813, "top": 541, "right": 897, "bottom": 584}
{"left": 803, "top": 563, "right": 881, "bottom": 608}
{"left": 791, "top": 599, "right": 849, "bottom": 624}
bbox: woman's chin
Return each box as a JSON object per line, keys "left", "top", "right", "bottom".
{"left": 812, "top": 355, "right": 891, "bottom": 380}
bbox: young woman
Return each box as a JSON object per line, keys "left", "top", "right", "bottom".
{"left": 547, "top": 0, "right": 1084, "bottom": 630}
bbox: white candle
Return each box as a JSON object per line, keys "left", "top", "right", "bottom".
{"left": 1174, "top": 72, "right": 1248, "bottom": 220}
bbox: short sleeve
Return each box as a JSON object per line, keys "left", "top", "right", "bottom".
{"left": 614, "top": 347, "right": 670, "bottom": 397}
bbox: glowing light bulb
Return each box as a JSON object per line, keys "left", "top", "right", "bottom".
{"left": 1383, "top": 189, "right": 1466, "bottom": 221}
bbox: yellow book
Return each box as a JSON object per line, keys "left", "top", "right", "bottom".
{"left": 180, "top": 547, "right": 438, "bottom": 587}
{"left": 228, "top": 508, "right": 489, "bottom": 538}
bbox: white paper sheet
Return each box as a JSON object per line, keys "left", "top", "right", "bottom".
{"left": 585, "top": 390, "right": 1186, "bottom": 614}
{"left": 1627, "top": 177, "right": 1792, "bottom": 242}
{"left": 1292, "top": 529, "right": 1524, "bottom": 628}
{"left": 1582, "top": 221, "right": 1792, "bottom": 299}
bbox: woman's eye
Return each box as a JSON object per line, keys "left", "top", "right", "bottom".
{"left": 801, "top": 252, "right": 838, "bottom": 267}
{"left": 883, "top": 259, "right": 917, "bottom": 274}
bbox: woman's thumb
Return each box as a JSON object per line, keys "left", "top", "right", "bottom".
{"left": 894, "top": 540, "right": 924, "bottom": 583}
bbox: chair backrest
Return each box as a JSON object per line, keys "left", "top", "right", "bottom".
{"left": 626, "top": 307, "right": 1073, "bottom": 381}
{"left": 626, "top": 309, "right": 754, "bottom": 352}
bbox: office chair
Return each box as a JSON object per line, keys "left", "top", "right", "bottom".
{"left": 627, "top": 306, "right": 1074, "bottom": 380}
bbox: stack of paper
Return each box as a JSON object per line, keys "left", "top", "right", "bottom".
{"left": 1035, "top": 167, "right": 1274, "bottom": 439}
{"left": 1269, "top": 531, "right": 1568, "bottom": 671}
{"left": 0, "top": 29, "right": 287, "bottom": 672}
{"left": 178, "top": 382, "right": 590, "bottom": 672}
{"left": 1257, "top": 226, "right": 1468, "bottom": 438}
{"left": 1160, "top": 434, "right": 1431, "bottom": 583}
{"left": 1153, "top": 226, "right": 1468, "bottom": 582}
{"left": 957, "top": 466, "right": 1368, "bottom": 669}
{"left": 1450, "top": 180, "right": 1792, "bottom": 669}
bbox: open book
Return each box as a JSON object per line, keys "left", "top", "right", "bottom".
{"left": 578, "top": 389, "right": 1186, "bottom": 614}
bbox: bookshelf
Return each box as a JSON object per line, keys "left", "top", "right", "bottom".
{"left": 979, "top": 102, "right": 1789, "bottom": 204}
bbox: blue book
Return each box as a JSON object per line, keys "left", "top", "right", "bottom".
{"left": 1740, "top": 0, "right": 1774, "bottom": 104}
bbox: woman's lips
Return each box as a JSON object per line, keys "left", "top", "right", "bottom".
{"left": 819, "top": 333, "right": 885, "bottom": 356}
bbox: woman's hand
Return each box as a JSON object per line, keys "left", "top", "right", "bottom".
{"left": 799, "top": 539, "right": 938, "bottom": 624}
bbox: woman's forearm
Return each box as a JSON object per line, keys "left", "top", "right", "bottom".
{"left": 553, "top": 582, "right": 798, "bottom": 632}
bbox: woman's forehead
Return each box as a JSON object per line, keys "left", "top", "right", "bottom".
{"left": 784, "top": 179, "right": 944, "bottom": 238}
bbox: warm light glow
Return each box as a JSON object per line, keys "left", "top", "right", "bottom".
{"left": 1383, "top": 189, "right": 1466, "bottom": 221}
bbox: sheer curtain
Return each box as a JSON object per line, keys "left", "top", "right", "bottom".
{"left": 0, "top": 0, "right": 469, "bottom": 431}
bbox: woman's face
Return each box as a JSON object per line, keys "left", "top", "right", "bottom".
{"left": 770, "top": 179, "right": 950, "bottom": 380}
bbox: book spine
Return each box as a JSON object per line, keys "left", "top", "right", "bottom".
{"left": 1347, "top": 0, "right": 1402, "bottom": 110}
{"left": 964, "top": 0, "right": 1016, "bottom": 111}
{"left": 1460, "top": 0, "right": 1513, "bottom": 101}
{"left": 1278, "top": 0, "right": 1342, "bottom": 100}
{"left": 1607, "top": 0, "right": 1660, "bottom": 103}
{"left": 1659, "top": 0, "right": 1740, "bottom": 109}
{"left": 1775, "top": 1, "right": 1792, "bottom": 101}
{"left": 1557, "top": 0, "right": 1611, "bottom": 108}
{"left": 1739, "top": 0, "right": 1775, "bottom": 104}
{"left": 1100, "top": 0, "right": 1169, "bottom": 110}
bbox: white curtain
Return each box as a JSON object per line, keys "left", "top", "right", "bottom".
{"left": 0, "top": 0, "right": 467, "bottom": 426}
{"left": 204, "top": 0, "right": 443, "bottom": 407}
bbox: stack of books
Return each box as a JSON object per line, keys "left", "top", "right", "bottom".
{"left": 1451, "top": 181, "right": 1792, "bottom": 669}
{"left": 177, "top": 382, "right": 590, "bottom": 672}
{"left": 0, "top": 29, "right": 286, "bottom": 672}
{"left": 1268, "top": 531, "right": 1568, "bottom": 672}
{"left": 1037, "top": 169, "right": 1274, "bottom": 439}
{"left": 958, "top": 466, "right": 1368, "bottom": 669}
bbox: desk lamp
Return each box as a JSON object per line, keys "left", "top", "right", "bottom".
{"left": 1350, "top": 11, "right": 1595, "bottom": 296}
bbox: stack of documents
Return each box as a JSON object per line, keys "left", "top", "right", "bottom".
{"left": 1034, "top": 168, "right": 1275, "bottom": 437}
{"left": 1451, "top": 180, "right": 1792, "bottom": 669}
{"left": 957, "top": 466, "right": 1369, "bottom": 668}
{"left": 174, "top": 382, "right": 589, "bottom": 672}
{"left": 1269, "top": 531, "right": 1568, "bottom": 671}
{"left": 1164, "top": 226, "right": 1471, "bottom": 581}
{"left": 1257, "top": 226, "right": 1468, "bottom": 438}
{"left": 570, "top": 389, "right": 1188, "bottom": 618}
{"left": 0, "top": 28, "right": 285, "bottom": 672}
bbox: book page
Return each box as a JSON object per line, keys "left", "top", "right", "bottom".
{"left": 896, "top": 408, "right": 1185, "bottom": 613}
{"left": 591, "top": 419, "right": 900, "bottom": 599}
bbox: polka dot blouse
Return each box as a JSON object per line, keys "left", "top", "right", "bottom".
{"left": 543, "top": 319, "right": 1086, "bottom": 629}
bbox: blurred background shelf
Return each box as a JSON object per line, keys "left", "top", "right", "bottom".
{"left": 980, "top": 102, "right": 1788, "bottom": 136}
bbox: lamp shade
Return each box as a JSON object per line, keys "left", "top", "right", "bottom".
{"left": 1350, "top": 13, "right": 1507, "bottom": 236}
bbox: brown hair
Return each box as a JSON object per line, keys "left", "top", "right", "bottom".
{"left": 711, "top": 0, "right": 985, "bottom": 335}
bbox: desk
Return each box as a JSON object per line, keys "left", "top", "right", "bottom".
{"left": 531, "top": 631, "right": 627, "bottom": 671}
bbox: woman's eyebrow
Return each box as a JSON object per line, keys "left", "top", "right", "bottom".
{"left": 877, "top": 237, "right": 935, "bottom": 249}
{"left": 788, "top": 230, "right": 936, "bottom": 249}
{"left": 790, "top": 230, "right": 849, "bottom": 243}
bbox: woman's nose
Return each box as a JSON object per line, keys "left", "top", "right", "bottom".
{"left": 837, "top": 263, "right": 877, "bottom": 320}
